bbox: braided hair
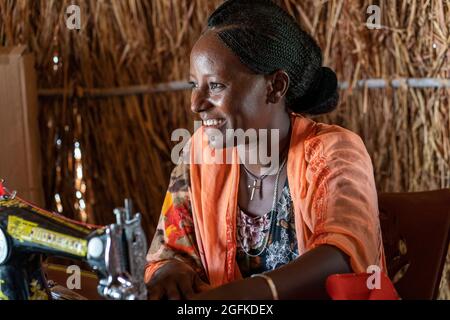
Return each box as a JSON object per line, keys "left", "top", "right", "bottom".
{"left": 206, "top": 0, "right": 339, "bottom": 115}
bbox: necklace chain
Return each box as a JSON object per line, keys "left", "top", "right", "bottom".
{"left": 242, "top": 146, "right": 290, "bottom": 201}
{"left": 238, "top": 157, "right": 287, "bottom": 257}
{"left": 242, "top": 165, "right": 270, "bottom": 181}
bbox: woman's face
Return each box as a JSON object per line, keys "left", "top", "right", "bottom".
{"left": 189, "top": 31, "right": 273, "bottom": 149}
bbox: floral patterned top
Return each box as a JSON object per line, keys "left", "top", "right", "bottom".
{"left": 236, "top": 181, "right": 299, "bottom": 277}
{"left": 146, "top": 164, "right": 299, "bottom": 282}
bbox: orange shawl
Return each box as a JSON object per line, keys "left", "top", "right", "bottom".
{"left": 189, "top": 114, "right": 386, "bottom": 287}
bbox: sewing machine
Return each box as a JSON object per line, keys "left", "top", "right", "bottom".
{"left": 0, "top": 182, "right": 148, "bottom": 300}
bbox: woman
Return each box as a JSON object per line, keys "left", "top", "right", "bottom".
{"left": 145, "top": 0, "right": 385, "bottom": 300}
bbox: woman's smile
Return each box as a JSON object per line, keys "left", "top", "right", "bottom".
{"left": 202, "top": 118, "right": 226, "bottom": 128}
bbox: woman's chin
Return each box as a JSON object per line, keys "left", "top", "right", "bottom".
{"left": 207, "top": 134, "right": 236, "bottom": 151}
{"left": 205, "top": 126, "right": 227, "bottom": 149}
{"left": 207, "top": 137, "right": 226, "bottom": 150}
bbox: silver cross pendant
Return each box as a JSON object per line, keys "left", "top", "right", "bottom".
{"left": 248, "top": 179, "right": 261, "bottom": 201}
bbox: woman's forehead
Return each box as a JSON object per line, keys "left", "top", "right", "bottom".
{"left": 190, "top": 31, "right": 247, "bottom": 76}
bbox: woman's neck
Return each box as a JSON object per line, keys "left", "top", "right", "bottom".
{"left": 240, "top": 111, "right": 291, "bottom": 176}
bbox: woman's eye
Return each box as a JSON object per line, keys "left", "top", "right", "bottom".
{"left": 209, "top": 82, "right": 225, "bottom": 91}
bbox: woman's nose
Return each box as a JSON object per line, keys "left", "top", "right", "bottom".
{"left": 190, "top": 88, "right": 212, "bottom": 114}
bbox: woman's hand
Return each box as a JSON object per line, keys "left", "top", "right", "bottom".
{"left": 147, "top": 260, "right": 210, "bottom": 300}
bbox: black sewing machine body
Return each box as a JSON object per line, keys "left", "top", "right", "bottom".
{"left": 0, "top": 186, "right": 148, "bottom": 300}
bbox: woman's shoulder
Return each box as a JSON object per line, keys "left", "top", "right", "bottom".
{"left": 309, "top": 120, "right": 364, "bottom": 145}
{"left": 167, "top": 162, "right": 191, "bottom": 194}
{"left": 303, "top": 120, "right": 370, "bottom": 163}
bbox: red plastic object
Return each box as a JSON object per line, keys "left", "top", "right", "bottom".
{"left": 326, "top": 272, "right": 400, "bottom": 300}
{"left": 0, "top": 181, "right": 5, "bottom": 196}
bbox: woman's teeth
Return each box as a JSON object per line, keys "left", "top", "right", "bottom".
{"left": 203, "top": 119, "right": 224, "bottom": 127}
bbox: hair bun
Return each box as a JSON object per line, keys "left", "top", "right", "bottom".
{"left": 291, "top": 66, "right": 339, "bottom": 115}
{"left": 207, "top": 0, "right": 340, "bottom": 116}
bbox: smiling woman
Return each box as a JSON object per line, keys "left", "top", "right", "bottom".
{"left": 189, "top": 30, "right": 290, "bottom": 151}
{"left": 145, "top": 0, "right": 386, "bottom": 300}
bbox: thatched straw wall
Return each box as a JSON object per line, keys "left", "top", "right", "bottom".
{"left": 1, "top": 0, "right": 449, "bottom": 298}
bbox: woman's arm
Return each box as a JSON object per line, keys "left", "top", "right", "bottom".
{"left": 145, "top": 164, "right": 209, "bottom": 299}
{"left": 192, "top": 244, "right": 351, "bottom": 300}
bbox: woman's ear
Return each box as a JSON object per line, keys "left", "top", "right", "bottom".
{"left": 266, "top": 70, "right": 290, "bottom": 104}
